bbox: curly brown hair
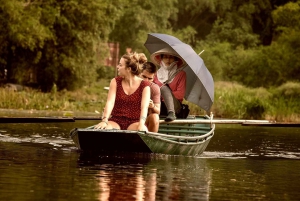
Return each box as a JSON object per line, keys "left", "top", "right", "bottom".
{"left": 122, "top": 52, "right": 147, "bottom": 76}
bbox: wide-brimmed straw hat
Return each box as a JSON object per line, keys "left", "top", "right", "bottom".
{"left": 150, "top": 47, "right": 186, "bottom": 68}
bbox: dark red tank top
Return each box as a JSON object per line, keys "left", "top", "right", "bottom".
{"left": 111, "top": 76, "right": 150, "bottom": 122}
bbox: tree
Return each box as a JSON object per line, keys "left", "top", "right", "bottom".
{"left": 0, "top": 0, "right": 122, "bottom": 91}
{"left": 109, "top": 0, "right": 178, "bottom": 55}
{"left": 172, "top": 0, "right": 232, "bottom": 45}
{"left": 215, "top": 1, "right": 300, "bottom": 87}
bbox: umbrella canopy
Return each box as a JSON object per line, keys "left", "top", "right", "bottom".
{"left": 144, "top": 33, "right": 214, "bottom": 113}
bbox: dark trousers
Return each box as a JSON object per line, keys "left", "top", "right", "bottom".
{"left": 160, "top": 85, "right": 182, "bottom": 116}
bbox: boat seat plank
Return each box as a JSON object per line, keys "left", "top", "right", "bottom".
{"left": 158, "top": 129, "right": 208, "bottom": 135}
{"left": 159, "top": 125, "right": 211, "bottom": 130}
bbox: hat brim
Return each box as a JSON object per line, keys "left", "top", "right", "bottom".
{"left": 150, "top": 47, "right": 186, "bottom": 68}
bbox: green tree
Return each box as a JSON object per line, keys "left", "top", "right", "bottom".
{"left": 172, "top": 0, "right": 232, "bottom": 45}
{"left": 205, "top": 1, "right": 261, "bottom": 49}
{"left": 217, "top": 1, "right": 300, "bottom": 88}
{"left": 109, "top": 0, "right": 178, "bottom": 55}
{"left": 0, "top": 0, "right": 121, "bottom": 91}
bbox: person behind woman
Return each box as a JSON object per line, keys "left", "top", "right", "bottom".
{"left": 94, "top": 52, "right": 150, "bottom": 131}
{"left": 139, "top": 61, "right": 160, "bottom": 132}
{"left": 151, "top": 48, "right": 186, "bottom": 122}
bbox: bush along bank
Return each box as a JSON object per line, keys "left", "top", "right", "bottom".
{"left": 0, "top": 81, "right": 299, "bottom": 122}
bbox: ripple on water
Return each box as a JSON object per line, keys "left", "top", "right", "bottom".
{"left": 0, "top": 134, "right": 74, "bottom": 148}
{"left": 200, "top": 150, "right": 300, "bottom": 160}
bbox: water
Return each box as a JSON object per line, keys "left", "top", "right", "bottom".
{"left": 0, "top": 113, "right": 300, "bottom": 200}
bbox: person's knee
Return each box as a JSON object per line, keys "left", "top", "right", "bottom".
{"left": 160, "top": 85, "right": 167, "bottom": 90}
{"left": 108, "top": 121, "right": 121, "bottom": 129}
{"left": 127, "top": 124, "right": 136, "bottom": 131}
{"left": 160, "top": 85, "right": 170, "bottom": 93}
{"left": 148, "top": 114, "right": 159, "bottom": 122}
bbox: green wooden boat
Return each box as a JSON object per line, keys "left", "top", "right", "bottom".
{"left": 69, "top": 115, "right": 215, "bottom": 156}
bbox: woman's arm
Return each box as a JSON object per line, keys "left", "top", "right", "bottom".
{"left": 94, "top": 78, "right": 117, "bottom": 129}
{"left": 102, "top": 78, "right": 117, "bottom": 121}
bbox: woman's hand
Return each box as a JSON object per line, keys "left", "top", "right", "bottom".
{"left": 137, "top": 123, "right": 148, "bottom": 132}
{"left": 94, "top": 121, "right": 108, "bottom": 129}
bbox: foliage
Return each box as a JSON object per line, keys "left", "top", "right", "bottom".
{"left": 267, "top": 82, "right": 300, "bottom": 121}
{"left": 272, "top": 1, "right": 300, "bottom": 33}
{"left": 1, "top": 81, "right": 299, "bottom": 121}
{"left": 212, "top": 81, "right": 271, "bottom": 119}
{"left": 0, "top": 0, "right": 122, "bottom": 92}
{"left": 219, "top": 1, "right": 300, "bottom": 88}
{"left": 270, "top": 82, "right": 300, "bottom": 100}
{"left": 171, "top": 0, "right": 225, "bottom": 44}
{"left": 109, "top": 0, "right": 178, "bottom": 55}
{"left": 245, "top": 98, "right": 266, "bottom": 120}
{"left": 196, "top": 41, "right": 232, "bottom": 81}
{"left": 96, "top": 66, "right": 116, "bottom": 80}
{"left": 0, "top": 79, "right": 110, "bottom": 112}
{"left": 1, "top": 0, "right": 300, "bottom": 121}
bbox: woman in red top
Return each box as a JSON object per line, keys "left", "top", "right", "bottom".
{"left": 94, "top": 52, "right": 150, "bottom": 131}
{"left": 151, "top": 48, "right": 187, "bottom": 122}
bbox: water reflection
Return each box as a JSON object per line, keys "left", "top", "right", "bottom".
{"left": 1, "top": 117, "right": 300, "bottom": 200}
{"left": 78, "top": 153, "right": 211, "bottom": 201}
{"left": 205, "top": 125, "right": 300, "bottom": 159}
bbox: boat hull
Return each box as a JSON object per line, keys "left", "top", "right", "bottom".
{"left": 139, "top": 133, "right": 213, "bottom": 156}
{"left": 70, "top": 129, "right": 153, "bottom": 153}
{"left": 70, "top": 117, "right": 215, "bottom": 156}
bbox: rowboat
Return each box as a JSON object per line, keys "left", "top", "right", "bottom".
{"left": 69, "top": 115, "right": 215, "bottom": 156}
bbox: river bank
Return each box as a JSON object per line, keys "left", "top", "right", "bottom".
{"left": 0, "top": 80, "right": 299, "bottom": 122}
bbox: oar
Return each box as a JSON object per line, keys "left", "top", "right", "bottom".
{"left": 159, "top": 119, "right": 300, "bottom": 127}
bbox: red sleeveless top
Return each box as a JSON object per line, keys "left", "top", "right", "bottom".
{"left": 109, "top": 76, "right": 150, "bottom": 130}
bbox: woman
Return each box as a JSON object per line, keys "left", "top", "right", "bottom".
{"left": 94, "top": 52, "right": 150, "bottom": 131}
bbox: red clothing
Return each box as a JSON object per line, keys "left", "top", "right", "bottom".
{"left": 148, "top": 82, "right": 161, "bottom": 115}
{"left": 109, "top": 76, "right": 150, "bottom": 130}
{"left": 150, "top": 83, "right": 160, "bottom": 104}
{"left": 154, "top": 71, "right": 186, "bottom": 102}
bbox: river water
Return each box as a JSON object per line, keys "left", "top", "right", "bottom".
{"left": 0, "top": 110, "right": 300, "bottom": 201}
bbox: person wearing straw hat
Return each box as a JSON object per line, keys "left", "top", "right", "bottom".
{"left": 151, "top": 48, "right": 187, "bottom": 122}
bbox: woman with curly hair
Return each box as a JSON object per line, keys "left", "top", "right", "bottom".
{"left": 94, "top": 52, "right": 150, "bottom": 131}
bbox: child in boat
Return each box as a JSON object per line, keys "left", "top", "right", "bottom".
{"left": 139, "top": 61, "right": 161, "bottom": 132}
{"left": 94, "top": 52, "right": 150, "bottom": 131}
